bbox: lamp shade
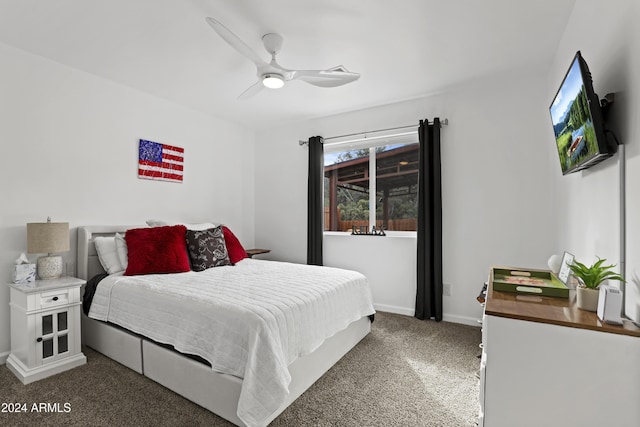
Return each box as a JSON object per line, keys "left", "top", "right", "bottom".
{"left": 27, "top": 222, "right": 70, "bottom": 254}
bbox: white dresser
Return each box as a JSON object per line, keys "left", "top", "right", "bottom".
{"left": 479, "top": 268, "right": 640, "bottom": 427}
{"left": 7, "top": 276, "right": 87, "bottom": 384}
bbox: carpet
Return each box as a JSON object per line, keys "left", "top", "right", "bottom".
{"left": 0, "top": 312, "right": 481, "bottom": 426}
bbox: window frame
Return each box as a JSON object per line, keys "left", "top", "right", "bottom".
{"left": 323, "top": 131, "right": 419, "bottom": 234}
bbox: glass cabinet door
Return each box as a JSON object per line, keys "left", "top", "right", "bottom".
{"left": 36, "top": 309, "right": 70, "bottom": 364}
{"left": 57, "top": 312, "right": 68, "bottom": 353}
{"left": 41, "top": 314, "right": 54, "bottom": 358}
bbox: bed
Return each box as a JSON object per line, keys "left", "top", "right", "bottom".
{"left": 77, "top": 225, "right": 375, "bottom": 427}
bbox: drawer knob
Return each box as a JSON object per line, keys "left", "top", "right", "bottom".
{"left": 36, "top": 337, "right": 42, "bottom": 343}
{"left": 52, "top": 297, "right": 59, "bottom": 301}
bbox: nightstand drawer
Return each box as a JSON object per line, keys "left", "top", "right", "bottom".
{"left": 37, "top": 289, "right": 72, "bottom": 309}
{"left": 11, "top": 277, "right": 83, "bottom": 312}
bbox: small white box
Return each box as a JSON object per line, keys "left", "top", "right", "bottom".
{"left": 12, "top": 264, "right": 36, "bottom": 284}
{"left": 597, "top": 284, "right": 623, "bottom": 324}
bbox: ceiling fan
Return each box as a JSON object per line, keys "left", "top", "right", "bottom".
{"left": 205, "top": 17, "right": 360, "bottom": 99}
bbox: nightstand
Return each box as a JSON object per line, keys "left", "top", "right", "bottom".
{"left": 246, "top": 249, "right": 271, "bottom": 258}
{"left": 6, "top": 276, "right": 87, "bottom": 384}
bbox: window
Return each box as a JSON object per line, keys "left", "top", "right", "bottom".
{"left": 324, "top": 131, "right": 419, "bottom": 232}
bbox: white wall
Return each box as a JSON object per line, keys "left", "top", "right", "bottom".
{"left": 548, "top": 0, "right": 640, "bottom": 323}
{"left": 0, "top": 43, "right": 255, "bottom": 360}
{"left": 324, "top": 233, "right": 417, "bottom": 316}
{"left": 255, "top": 67, "right": 557, "bottom": 325}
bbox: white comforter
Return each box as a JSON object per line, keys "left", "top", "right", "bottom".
{"left": 88, "top": 259, "right": 375, "bottom": 427}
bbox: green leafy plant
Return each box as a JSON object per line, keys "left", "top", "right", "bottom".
{"left": 568, "top": 257, "right": 625, "bottom": 289}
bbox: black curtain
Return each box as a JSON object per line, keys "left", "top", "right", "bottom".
{"left": 415, "top": 118, "right": 443, "bottom": 321}
{"left": 307, "top": 136, "right": 324, "bottom": 266}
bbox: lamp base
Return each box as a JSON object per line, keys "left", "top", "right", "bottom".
{"left": 37, "top": 255, "right": 63, "bottom": 280}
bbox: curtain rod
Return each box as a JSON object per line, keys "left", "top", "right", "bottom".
{"left": 298, "top": 118, "right": 448, "bottom": 146}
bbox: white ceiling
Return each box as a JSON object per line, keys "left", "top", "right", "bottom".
{"left": 0, "top": 0, "right": 576, "bottom": 130}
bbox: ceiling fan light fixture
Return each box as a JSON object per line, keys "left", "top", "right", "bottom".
{"left": 262, "top": 74, "right": 285, "bottom": 89}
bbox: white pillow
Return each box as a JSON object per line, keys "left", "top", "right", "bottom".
{"left": 115, "top": 233, "right": 128, "bottom": 270}
{"left": 183, "top": 222, "right": 218, "bottom": 231}
{"left": 145, "top": 219, "right": 169, "bottom": 227}
{"left": 94, "top": 236, "right": 124, "bottom": 274}
{"left": 145, "top": 219, "right": 218, "bottom": 230}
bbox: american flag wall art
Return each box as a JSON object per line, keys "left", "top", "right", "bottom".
{"left": 138, "top": 139, "right": 184, "bottom": 183}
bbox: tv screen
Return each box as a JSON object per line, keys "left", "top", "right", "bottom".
{"left": 549, "top": 51, "right": 613, "bottom": 175}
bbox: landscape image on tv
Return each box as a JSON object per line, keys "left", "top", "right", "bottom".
{"left": 550, "top": 57, "right": 599, "bottom": 174}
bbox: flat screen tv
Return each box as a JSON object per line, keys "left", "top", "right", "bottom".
{"left": 549, "top": 51, "right": 614, "bottom": 175}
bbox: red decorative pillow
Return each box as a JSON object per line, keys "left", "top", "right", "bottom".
{"left": 124, "top": 225, "right": 190, "bottom": 276}
{"left": 222, "top": 226, "right": 247, "bottom": 264}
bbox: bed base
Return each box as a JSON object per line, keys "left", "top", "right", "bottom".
{"left": 81, "top": 314, "right": 143, "bottom": 374}
{"left": 77, "top": 226, "right": 371, "bottom": 426}
{"left": 82, "top": 311, "right": 369, "bottom": 426}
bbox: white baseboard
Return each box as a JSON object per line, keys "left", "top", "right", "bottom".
{"left": 0, "top": 350, "right": 10, "bottom": 365}
{"left": 374, "top": 304, "right": 481, "bottom": 328}
{"left": 442, "top": 313, "right": 482, "bottom": 327}
{"left": 373, "top": 303, "right": 415, "bottom": 317}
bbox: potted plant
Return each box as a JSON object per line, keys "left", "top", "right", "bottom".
{"left": 568, "top": 257, "right": 624, "bottom": 311}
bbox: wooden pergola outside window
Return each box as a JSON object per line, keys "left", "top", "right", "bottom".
{"left": 324, "top": 144, "right": 419, "bottom": 231}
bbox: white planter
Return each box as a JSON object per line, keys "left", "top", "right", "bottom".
{"left": 576, "top": 286, "right": 599, "bottom": 312}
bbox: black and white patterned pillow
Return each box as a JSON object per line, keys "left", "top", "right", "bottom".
{"left": 185, "top": 226, "right": 231, "bottom": 271}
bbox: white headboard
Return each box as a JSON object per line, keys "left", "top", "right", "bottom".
{"left": 77, "top": 226, "right": 140, "bottom": 280}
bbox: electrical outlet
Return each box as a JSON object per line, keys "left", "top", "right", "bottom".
{"left": 443, "top": 283, "right": 452, "bottom": 296}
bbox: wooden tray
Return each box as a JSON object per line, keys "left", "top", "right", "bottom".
{"left": 491, "top": 267, "right": 569, "bottom": 298}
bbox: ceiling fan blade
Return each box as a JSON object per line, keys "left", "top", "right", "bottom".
{"left": 238, "top": 81, "right": 264, "bottom": 100}
{"left": 291, "top": 66, "right": 360, "bottom": 88}
{"left": 205, "top": 17, "right": 267, "bottom": 68}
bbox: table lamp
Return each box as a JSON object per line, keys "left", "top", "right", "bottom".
{"left": 27, "top": 217, "right": 69, "bottom": 279}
